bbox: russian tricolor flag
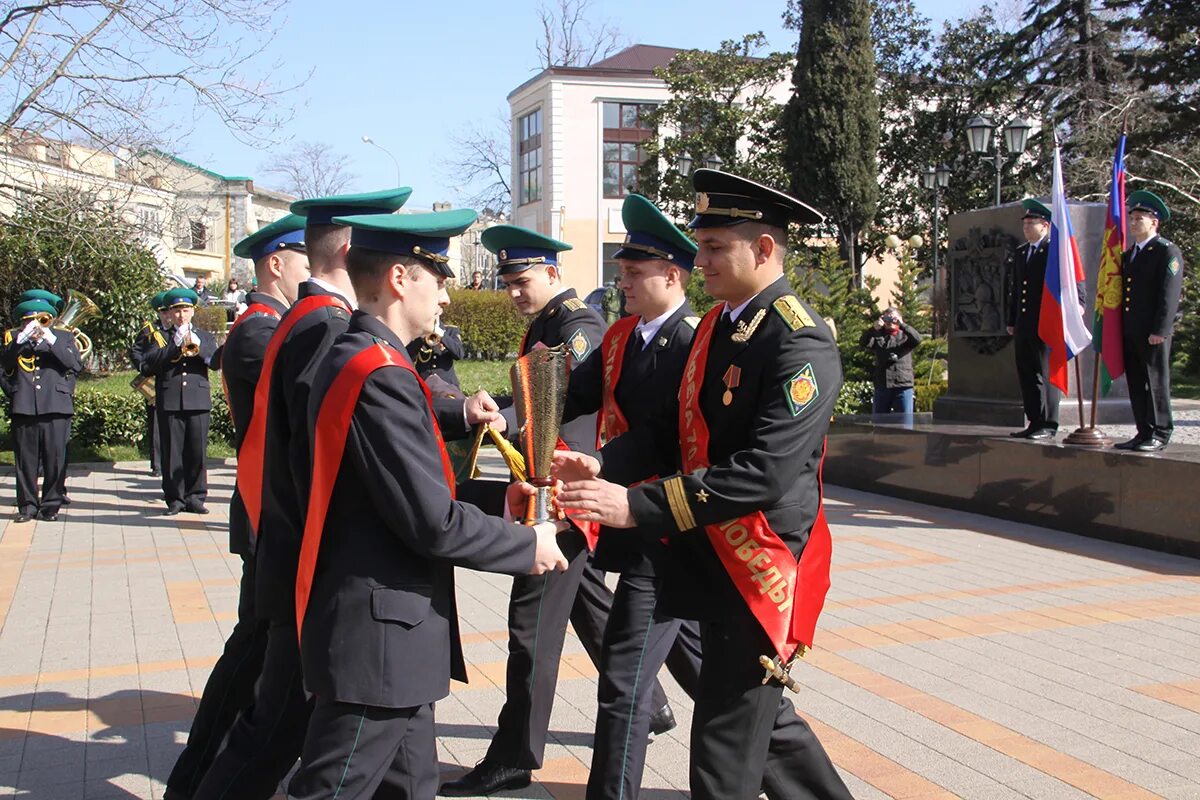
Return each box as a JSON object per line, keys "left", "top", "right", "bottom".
{"left": 1038, "top": 144, "right": 1092, "bottom": 394}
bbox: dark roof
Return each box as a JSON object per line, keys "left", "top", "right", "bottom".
{"left": 588, "top": 44, "right": 682, "bottom": 72}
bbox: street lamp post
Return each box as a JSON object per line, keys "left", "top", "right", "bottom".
{"left": 361, "top": 134, "right": 402, "bottom": 186}
{"left": 922, "top": 163, "right": 951, "bottom": 336}
{"left": 965, "top": 115, "right": 1032, "bottom": 206}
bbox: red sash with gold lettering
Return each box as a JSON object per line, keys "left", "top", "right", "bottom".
{"left": 597, "top": 315, "right": 639, "bottom": 445}
{"left": 221, "top": 303, "right": 281, "bottom": 422}
{"left": 678, "top": 306, "right": 832, "bottom": 659}
{"left": 236, "top": 294, "right": 350, "bottom": 537}
{"left": 295, "top": 344, "right": 456, "bottom": 639}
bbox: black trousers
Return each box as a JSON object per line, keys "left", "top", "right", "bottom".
{"left": 146, "top": 402, "right": 161, "bottom": 473}
{"left": 11, "top": 414, "right": 70, "bottom": 516}
{"left": 1123, "top": 336, "right": 1174, "bottom": 439}
{"left": 193, "top": 620, "right": 313, "bottom": 800}
{"left": 690, "top": 614, "right": 851, "bottom": 800}
{"left": 288, "top": 698, "right": 436, "bottom": 800}
{"left": 167, "top": 554, "right": 269, "bottom": 798}
{"left": 1013, "top": 334, "right": 1059, "bottom": 430}
{"left": 485, "top": 531, "right": 668, "bottom": 769}
{"left": 158, "top": 408, "right": 209, "bottom": 509}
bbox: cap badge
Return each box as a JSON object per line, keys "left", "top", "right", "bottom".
{"left": 499, "top": 249, "right": 507, "bottom": 260}
{"left": 695, "top": 192, "right": 710, "bottom": 213}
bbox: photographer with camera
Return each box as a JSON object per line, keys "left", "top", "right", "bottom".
{"left": 859, "top": 307, "right": 923, "bottom": 419}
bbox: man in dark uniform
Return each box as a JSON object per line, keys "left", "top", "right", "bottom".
{"left": 2, "top": 296, "right": 82, "bottom": 522}
{"left": 559, "top": 170, "right": 852, "bottom": 800}
{"left": 287, "top": 209, "right": 570, "bottom": 800}
{"left": 406, "top": 319, "right": 465, "bottom": 388}
{"left": 139, "top": 287, "right": 216, "bottom": 516}
{"left": 441, "top": 226, "right": 673, "bottom": 796}
{"left": 1006, "top": 199, "right": 1060, "bottom": 440}
{"left": 164, "top": 214, "right": 309, "bottom": 800}
{"left": 131, "top": 292, "right": 171, "bottom": 476}
{"left": 1116, "top": 190, "right": 1185, "bottom": 452}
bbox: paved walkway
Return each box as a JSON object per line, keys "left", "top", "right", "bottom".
{"left": 1, "top": 461, "right": 1199, "bottom": 799}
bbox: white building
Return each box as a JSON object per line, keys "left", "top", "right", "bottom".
{"left": 506, "top": 44, "right": 900, "bottom": 305}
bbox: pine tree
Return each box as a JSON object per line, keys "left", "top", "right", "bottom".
{"left": 782, "top": 0, "right": 880, "bottom": 278}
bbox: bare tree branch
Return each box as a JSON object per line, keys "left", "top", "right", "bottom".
{"left": 535, "top": 0, "right": 625, "bottom": 68}
{"left": 441, "top": 111, "right": 512, "bottom": 215}
{"left": 261, "top": 141, "right": 356, "bottom": 199}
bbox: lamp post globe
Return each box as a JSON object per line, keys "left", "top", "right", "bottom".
{"left": 1004, "top": 117, "right": 1033, "bottom": 156}
{"left": 965, "top": 115, "right": 995, "bottom": 154}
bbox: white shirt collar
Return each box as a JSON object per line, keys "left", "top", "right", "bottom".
{"left": 306, "top": 276, "right": 355, "bottom": 309}
{"left": 724, "top": 275, "right": 786, "bottom": 322}
{"left": 1134, "top": 233, "right": 1156, "bottom": 248}
{"left": 635, "top": 299, "right": 686, "bottom": 347}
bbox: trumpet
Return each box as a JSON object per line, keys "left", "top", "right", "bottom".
{"left": 36, "top": 290, "right": 100, "bottom": 358}
{"left": 181, "top": 331, "right": 201, "bottom": 357}
{"left": 424, "top": 322, "right": 446, "bottom": 349}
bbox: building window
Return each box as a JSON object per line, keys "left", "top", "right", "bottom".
{"left": 518, "top": 109, "right": 542, "bottom": 205}
{"left": 602, "top": 102, "right": 656, "bottom": 198}
{"left": 602, "top": 242, "right": 622, "bottom": 285}
{"left": 189, "top": 220, "right": 209, "bottom": 251}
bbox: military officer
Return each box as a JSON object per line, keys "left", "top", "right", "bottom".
{"left": 140, "top": 288, "right": 216, "bottom": 515}
{"left": 165, "top": 214, "right": 309, "bottom": 800}
{"left": 1116, "top": 190, "right": 1185, "bottom": 452}
{"left": 406, "top": 319, "right": 465, "bottom": 388}
{"left": 131, "top": 292, "right": 171, "bottom": 476}
{"left": 1006, "top": 199, "right": 1060, "bottom": 439}
{"left": 287, "top": 210, "right": 569, "bottom": 800}
{"left": 2, "top": 294, "right": 82, "bottom": 522}
{"left": 441, "top": 226, "right": 674, "bottom": 796}
{"left": 558, "top": 170, "right": 852, "bottom": 800}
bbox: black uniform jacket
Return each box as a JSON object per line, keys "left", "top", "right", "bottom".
{"left": 406, "top": 325, "right": 465, "bottom": 387}
{"left": 1, "top": 327, "right": 82, "bottom": 416}
{"left": 140, "top": 325, "right": 217, "bottom": 412}
{"left": 130, "top": 319, "right": 168, "bottom": 398}
{"left": 220, "top": 292, "right": 288, "bottom": 557}
{"left": 1122, "top": 235, "right": 1185, "bottom": 340}
{"left": 602, "top": 277, "right": 842, "bottom": 621}
{"left": 563, "top": 301, "right": 698, "bottom": 572}
{"left": 1007, "top": 238, "right": 1050, "bottom": 337}
{"left": 502, "top": 288, "right": 608, "bottom": 457}
{"left": 301, "top": 311, "right": 536, "bottom": 709}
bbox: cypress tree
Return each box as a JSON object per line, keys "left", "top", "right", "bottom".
{"left": 782, "top": 0, "right": 880, "bottom": 277}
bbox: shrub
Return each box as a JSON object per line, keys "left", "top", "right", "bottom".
{"left": 442, "top": 289, "right": 527, "bottom": 359}
{"left": 915, "top": 381, "right": 948, "bottom": 412}
{"left": 194, "top": 305, "right": 229, "bottom": 344}
{"left": 835, "top": 380, "right": 873, "bottom": 415}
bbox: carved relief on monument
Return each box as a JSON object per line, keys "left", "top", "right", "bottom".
{"left": 949, "top": 226, "right": 1019, "bottom": 355}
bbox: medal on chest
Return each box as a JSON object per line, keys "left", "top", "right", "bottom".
{"left": 722, "top": 364, "right": 741, "bottom": 406}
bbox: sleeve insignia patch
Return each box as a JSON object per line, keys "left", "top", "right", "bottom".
{"left": 784, "top": 363, "right": 819, "bottom": 417}
{"left": 1168, "top": 257, "right": 1181, "bottom": 276}
{"left": 563, "top": 297, "right": 586, "bottom": 312}
{"left": 773, "top": 295, "right": 815, "bottom": 331}
{"left": 683, "top": 315, "right": 700, "bottom": 329}
{"left": 567, "top": 328, "right": 593, "bottom": 361}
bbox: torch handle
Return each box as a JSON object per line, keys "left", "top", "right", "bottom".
{"left": 523, "top": 484, "right": 554, "bottom": 526}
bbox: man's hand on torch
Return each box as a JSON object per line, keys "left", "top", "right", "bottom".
{"left": 557, "top": 478, "right": 635, "bottom": 528}
{"left": 465, "top": 389, "right": 505, "bottom": 432}
{"left": 551, "top": 450, "right": 600, "bottom": 483}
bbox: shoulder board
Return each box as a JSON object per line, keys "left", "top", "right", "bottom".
{"left": 3, "top": 330, "right": 11, "bottom": 345}
{"left": 683, "top": 316, "right": 700, "bottom": 329}
{"left": 152, "top": 330, "right": 166, "bottom": 347}
{"left": 562, "top": 297, "right": 587, "bottom": 312}
{"left": 772, "top": 295, "right": 815, "bottom": 331}
{"left": 1159, "top": 237, "right": 1175, "bottom": 248}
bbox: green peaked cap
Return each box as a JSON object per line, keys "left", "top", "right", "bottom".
{"left": 13, "top": 299, "right": 55, "bottom": 318}
{"left": 234, "top": 213, "right": 307, "bottom": 260}
{"left": 615, "top": 194, "right": 697, "bottom": 269}
{"left": 1127, "top": 190, "right": 1170, "bottom": 222}
{"left": 1021, "top": 199, "right": 1052, "bottom": 221}
{"left": 164, "top": 287, "right": 200, "bottom": 308}
{"left": 335, "top": 208, "right": 478, "bottom": 279}
{"left": 480, "top": 224, "right": 572, "bottom": 275}
{"left": 18, "top": 289, "right": 64, "bottom": 312}
{"left": 291, "top": 187, "right": 413, "bottom": 225}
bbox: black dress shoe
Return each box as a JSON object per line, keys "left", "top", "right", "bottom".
{"left": 1026, "top": 428, "right": 1056, "bottom": 441}
{"left": 648, "top": 702, "right": 677, "bottom": 735}
{"left": 1114, "top": 436, "right": 1145, "bottom": 450}
{"left": 1134, "top": 437, "right": 1167, "bottom": 452}
{"left": 1008, "top": 427, "right": 1033, "bottom": 438}
{"left": 164, "top": 505, "right": 183, "bottom": 516}
{"left": 438, "top": 760, "right": 531, "bottom": 796}
{"left": 186, "top": 503, "right": 210, "bottom": 515}
{"left": 36, "top": 510, "right": 58, "bottom": 522}
{"left": 150, "top": 469, "right": 161, "bottom": 477}
{"left": 61, "top": 496, "right": 72, "bottom": 506}
{"left": 13, "top": 512, "right": 33, "bottom": 523}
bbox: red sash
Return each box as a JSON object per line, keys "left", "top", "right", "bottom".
{"left": 221, "top": 303, "right": 281, "bottom": 422}
{"left": 597, "top": 315, "right": 639, "bottom": 446}
{"left": 678, "top": 307, "right": 832, "bottom": 660}
{"left": 236, "top": 294, "right": 350, "bottom": 536}
{"left": 295, "top": 344, "right": 456, "bottom": 640}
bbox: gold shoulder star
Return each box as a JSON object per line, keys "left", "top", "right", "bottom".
{"left": 696, "top": 490, "right": 709, "bottom": 503}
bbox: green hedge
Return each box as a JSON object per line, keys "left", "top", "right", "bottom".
{"left": 194, "top": 306, "right": 229, "bottom": 344}
{"left": 442, "top": 289, "right": 526, "bottom": 359}
{"left": 833, "top": 379, "right": 948, "bottom": 416}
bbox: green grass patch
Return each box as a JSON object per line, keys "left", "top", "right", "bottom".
{"left": 455, "top": 359, "right": 514, "bottom": 395}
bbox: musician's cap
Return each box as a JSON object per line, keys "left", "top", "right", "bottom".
{"left": 1128, "top": 189, "right": 1170, "bottom": 222}
{"left": 18, "top": 289, "right": 63, "bottom": 312}
{"left": 688, "top": 168, "right": 824, "bottom": 229}
{"left": 614, "top": 194, "right": 697, "bottom": 270}
{"left": 13, "top": 299, "right": 55, "bottom": 319}
{"left": 291, "top": 187, "right": 414, "bottom": 226}
{"left": 334, "top": 208, "right": 478, "bottom": 279}
{"left": 164, "top": 287, "right": 200, "bottom": 309}
{"left": 234, "top": 213, "right": 307, "bottom": 261}
{"left": 151, "top": 291, "right": 169, "bottom": 311}
{"left": 1021, "top": 199, "right": 1052, "bottom": 222}
{"left": 481, "top": 225, "right": 573, "bottom": 276}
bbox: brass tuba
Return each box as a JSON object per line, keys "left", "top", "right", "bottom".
{"left": 53, "top": 290, "right": 100, "bottom": 359}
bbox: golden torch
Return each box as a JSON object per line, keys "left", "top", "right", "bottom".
{"left": 510, "top": 344, "right": 570, "bottom": 525}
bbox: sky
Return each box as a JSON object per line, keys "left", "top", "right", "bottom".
{"left": 179, "top": 0, "right": 978, "bottom": 210}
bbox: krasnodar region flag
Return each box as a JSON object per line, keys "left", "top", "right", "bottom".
{"left": 1037, "top": 143, "right": 1092, "bottom": 394}
{"left": 1092, "top": 134, "right": 1127, "bottom": 394}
